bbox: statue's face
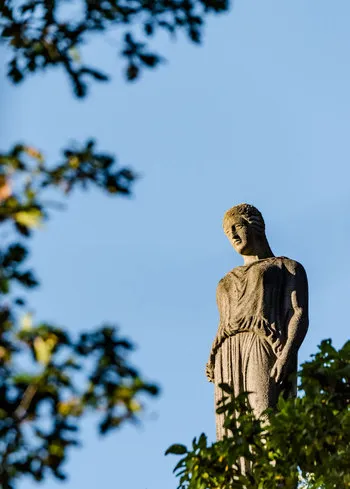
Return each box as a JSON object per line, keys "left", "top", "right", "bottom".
{"left": 227, "top": 217, "right": 257, "bottom": 255}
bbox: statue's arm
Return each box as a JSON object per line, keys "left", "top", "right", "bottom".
{"left": 271, "top": 263, "right": 309, "bottom": 383}
{"left": 206, "top": 282, "right": 229, "bottom": 383}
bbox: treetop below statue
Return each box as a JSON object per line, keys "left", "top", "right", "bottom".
{"left": 206, "top": 203, "right": 309, "bottom": 440}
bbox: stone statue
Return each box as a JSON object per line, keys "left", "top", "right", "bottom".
{"left": 206, "top": 204, "right": 308, "bottom": 439}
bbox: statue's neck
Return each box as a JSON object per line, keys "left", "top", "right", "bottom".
{"left": 242, "top": 253, "right": 274, "bottom": 266}
{"left": 242, "top": 239, "right": 274, "bottom": 266}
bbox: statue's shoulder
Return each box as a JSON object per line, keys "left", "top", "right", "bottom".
{"left": 219, "top": 264, "right": 244, "bottom": 281}
{"left": 279, "top": 256, "right": 307, "bottom": 278}
{"left": 217, "top": 273, "right": 231, "bottom": 289}
{"left": 217, "top": 268, "right": 238, "bottom": 291}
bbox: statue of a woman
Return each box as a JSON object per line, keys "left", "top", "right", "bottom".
{"left": 206, "top": 204, "right": 308, "bottom": 439}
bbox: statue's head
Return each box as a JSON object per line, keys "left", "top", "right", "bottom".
{"left": 223, "top": 203, "right": 267, "bottom": 256}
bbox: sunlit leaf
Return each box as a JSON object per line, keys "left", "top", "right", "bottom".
{"left": 15, "top": 209, "right": 43, "bottom": 228}
{"left": 21, "top": 312, "right": 33, "bottom": 331}
{"left": 34, "top": 336, "right": 53, "bottom": 365}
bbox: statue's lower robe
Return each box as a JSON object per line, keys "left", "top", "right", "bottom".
{"left": 214, "top": 331, "right": 276, "bottom": 440}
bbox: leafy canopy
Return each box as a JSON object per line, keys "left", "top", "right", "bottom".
{"left": 0, "top": 142, "right": 158, "bottom": 489}
{"left": 1, "top": 0, "right": 229, "bottom": 97}
{"left": 167, "top": 340, "right": 350, "bottom": 489}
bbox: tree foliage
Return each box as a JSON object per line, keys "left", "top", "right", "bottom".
{"left": 0, "top": 142, "right": 158, "bottom": 489}
{"left": 167, "top": 340, "right": 350, "bottom": 489}
{"left": 1, "top": 0, "right": 229, "bottom": 97}
{"left": 0, "top": 0, "right": 230, "bottom": 486}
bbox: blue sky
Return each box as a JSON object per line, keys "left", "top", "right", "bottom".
{"left": 1, "top": 1, "right": 350, "bottom": 488}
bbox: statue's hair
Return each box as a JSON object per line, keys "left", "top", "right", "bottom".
{"left": 223, "top": 203, "right": 265, "bottom": 236}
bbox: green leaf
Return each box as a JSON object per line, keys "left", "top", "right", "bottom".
{"left": 198, "top": 433, "right": 207, "bottom": 449}
{"left": 165, "top": 444, "right": 188, "bottom": 455}
{"left": 218, "top": 382, "right": 232, "bottom": 394}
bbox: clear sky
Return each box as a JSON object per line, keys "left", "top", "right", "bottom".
{"left": 1, "top": 1, "right": 350, "bottom": 488}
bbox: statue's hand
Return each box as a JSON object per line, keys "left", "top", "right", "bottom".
{"left": 271, "top": 354, "right": 289, "bottom": 384}
{"left": 206, "top": 362, "right": 215, "bottom": 383}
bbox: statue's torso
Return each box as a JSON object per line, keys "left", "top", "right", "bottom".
{"left": 215, "top": 257, "right": 302, "bottom": 353}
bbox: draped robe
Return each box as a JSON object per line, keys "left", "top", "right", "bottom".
{"left": 207, "top": 256, "right": 308, "bottom": 439}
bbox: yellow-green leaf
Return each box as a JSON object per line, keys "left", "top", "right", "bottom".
{"left": 21, "top": 313, "right": 33, "bottom": 331}
{"left": 15, "top": 209, "right": 43, "bottom": 228}
{"left": 34, "top": 337, "right": 51, "bottom": 365}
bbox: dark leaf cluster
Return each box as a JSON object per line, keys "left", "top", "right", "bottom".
{"left": 0, "top": 140, "right": 156, "bottom": 489}
{"left": 0, "top": 140, "right": 135, "bottom": 237}
{"left": 1, "top": 0, "right": 229, "bottom": 96}
{"left": 0, "top": 316, "right": 158, "bottom": 489}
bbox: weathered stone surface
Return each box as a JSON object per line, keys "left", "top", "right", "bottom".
{"left": 206, "top": 204, "right": 309, "bottom": 439}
